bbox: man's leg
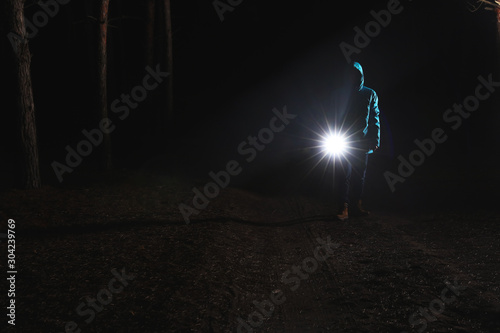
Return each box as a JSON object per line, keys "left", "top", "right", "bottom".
{"left": 337, "top": 159, "right": 352, "bottom": 221}
{"left": 350, "top": 152, "right": 369, "bottom": 215}
{"left": 342, "top": 161, "right": 352, "bottom": 205}
{"left": 351, "top": 153, "right": 368, "bottom": 201}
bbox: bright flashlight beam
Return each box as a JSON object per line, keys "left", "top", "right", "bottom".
{"left": 322, "top": 133, "right": 347, "bottom": 156}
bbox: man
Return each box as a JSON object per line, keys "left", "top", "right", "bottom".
{"left": 337, "top": 62, "right": 380, "bottom": 221}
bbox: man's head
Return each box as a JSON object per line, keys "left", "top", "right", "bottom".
{"left": 347, "top": 62, "right": 364, "bottom": 91}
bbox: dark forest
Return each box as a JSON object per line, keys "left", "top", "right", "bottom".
{"left": 1, "top": 0, "right": 499, "bottom": 332}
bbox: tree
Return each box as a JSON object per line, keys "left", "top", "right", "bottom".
{"left": 164, "top": 0, "right": 174, "bottom": 128}
{"left": 98, "top": 0, "right": 112, "bottom": 170}
{"left": 496, "top": 4, "right": 500, "bottom": 71}
{"left": 147, "top": 0, "right": 174, "bottom": 137}
{"left": 5, "top": 0, "right": 41, "bottom": 189}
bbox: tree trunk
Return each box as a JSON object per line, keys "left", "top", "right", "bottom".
{"left": 145, "top": 0, "right": 156, "bottom": 67}
{"left": 497, "top": 8, "right": 500, "bottom": 77}
{"left": 98, "top": 0, "right": 112, "bottom": 170}
{"left": 164, "top": 0, "right": 174, "bottom": 128}
{"left": 6, "top": 0, "right": 41, "bottom": 189}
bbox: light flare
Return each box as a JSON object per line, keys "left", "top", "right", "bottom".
{"left": 322, "top": 133, "right": 347, "bottom": 156}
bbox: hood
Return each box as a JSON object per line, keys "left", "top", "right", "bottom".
{"left": 350, "top": 62, "right": 364, "bottom": 91}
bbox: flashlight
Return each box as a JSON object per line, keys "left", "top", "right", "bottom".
{"left": 322, "top": 132, "right": 347, "bottom": 156}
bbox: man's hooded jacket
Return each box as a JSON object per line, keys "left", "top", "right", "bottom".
{"left": 343, "top": 62, "right": 381, "bottom": 154}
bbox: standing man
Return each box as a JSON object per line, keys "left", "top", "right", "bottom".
{"left": 337, "top": 62, "right": 380, "bottom": 221}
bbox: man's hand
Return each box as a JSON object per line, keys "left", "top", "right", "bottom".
{"left": 367, "top": 141, "right": 379, "bottom": 152}
{"left": 360, "top": 140, "right": 379, "bottom": 152}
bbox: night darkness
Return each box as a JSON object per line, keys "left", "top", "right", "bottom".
{"left": 1, "top": 0, "right": 500, "bottom": 332}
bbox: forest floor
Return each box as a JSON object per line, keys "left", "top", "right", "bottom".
{"left": 1, "top": 169, "right": 499, "bottom": 333}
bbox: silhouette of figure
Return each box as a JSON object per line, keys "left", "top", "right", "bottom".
{"left": 337, "top": 62, "right": 380, "bottom": 221}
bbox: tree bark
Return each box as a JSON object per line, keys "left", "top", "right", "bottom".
{"left": 497, "top": 8, "right": 500, "bottom": 76}
{"left": 164, "top": 0, "right": 174, "bottom": 128}
{"left": 98, "top": 0, "right": 112, "bottom": 170}
{"left": 6, "top": 0, "right": 41, "bottom": 189}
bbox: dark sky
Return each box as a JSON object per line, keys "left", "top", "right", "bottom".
{"left": 1, "top": 0, "right": 499, "bottom": 187}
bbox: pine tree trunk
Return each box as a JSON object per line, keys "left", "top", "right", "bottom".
{"left": 164, "top": 0, "right": 174, "bottom": 128}
{"left": 497, "top": 8, "right": 500, "bottom": 76}
{"left": 98, "top": 0, "right": 112, "bottom": 170}
{"left": 6, "top": 0, "right": 41, "bottom": 189}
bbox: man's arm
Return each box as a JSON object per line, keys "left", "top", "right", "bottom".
{"left": 368, "top": 91, "right": 381, "bottom": 150}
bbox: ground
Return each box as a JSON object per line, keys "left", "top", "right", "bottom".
{"left": 0, "top": 169, "right": 499, "bottom": 333}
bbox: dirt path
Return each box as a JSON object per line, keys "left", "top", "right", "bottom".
{"left": 2, "top": 185, "right": 499, "bottom": 332}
